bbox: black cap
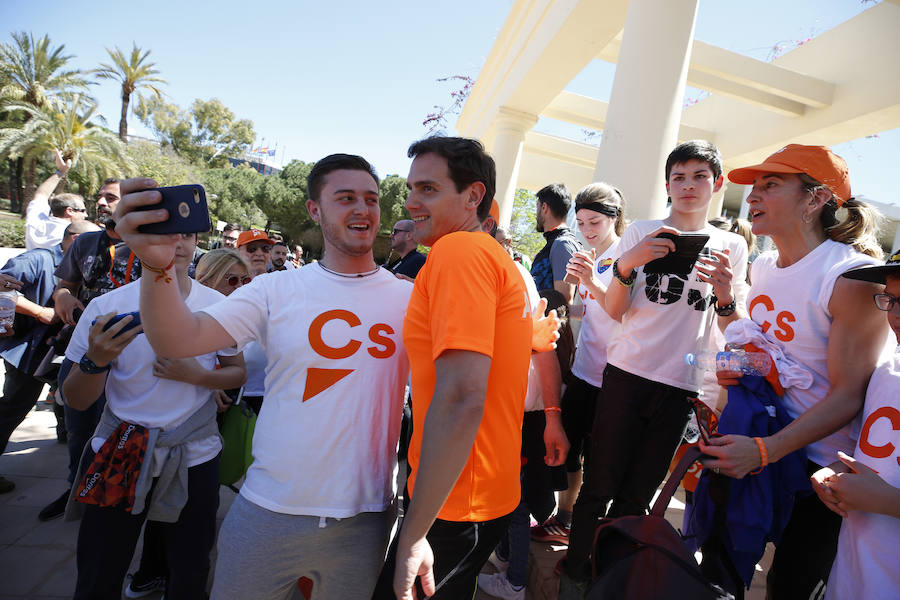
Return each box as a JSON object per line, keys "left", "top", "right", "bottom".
{"left": 842, "top": 248, "right": 900, "bottom": 284}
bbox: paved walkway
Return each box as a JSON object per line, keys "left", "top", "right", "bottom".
{"left": 1, "top": 396, "right": 770, "bottom": 600}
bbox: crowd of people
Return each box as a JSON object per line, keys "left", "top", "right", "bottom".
{"left": 0, "top": 136, "right": 897, "bottom": 600}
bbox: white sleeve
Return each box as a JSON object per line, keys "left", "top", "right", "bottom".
{"left": 730, "top": 237, "right": 750, "bottom": 310}
{"left": 199, "top": 278, "right": 269, "bottom": 350}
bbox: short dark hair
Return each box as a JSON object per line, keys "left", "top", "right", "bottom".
{"left": 272, "top": 241, "right": 288, "bottom": 250}
{"left": 101, "top": 178, "right": 120, "bottom": 187}
{"left": 407, "top": 136, "right": 495, "bottom": 221}
{"left": 306, "top": 154, "right": 379, "bottom": 203}
{"left": 665, "top": 140, "right": 722, "bottom": 181}
{"left": 223, "top": 223, "right": 240, "bottom": 233}
{"left": 536, "top": 183, "right": 571, "bottom": 219}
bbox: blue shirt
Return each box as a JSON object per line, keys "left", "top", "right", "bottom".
{"left": 0, "top": 245, "right": 63, "bottom": 368}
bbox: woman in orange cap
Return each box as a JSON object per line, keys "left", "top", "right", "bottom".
{"left": 700, "top": 144, "right": 891, "bottom": 598}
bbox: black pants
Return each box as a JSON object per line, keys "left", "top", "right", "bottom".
{"left": 766, "top": 462, "right": 842, "bottom": 600}
{"left": 372, "top": 511, "right": 512, "bottom": 599}
{"left": 73, "top": 456, "right": 220, "bottom": 600}
{"left": 565, "top": 364, "right": 692, "bottom": 580}
{"left": 0, "top": 359, "right": 46, "bottom": 455}
{"left": 59, "top": 358, "right": 105, "bottom": 485}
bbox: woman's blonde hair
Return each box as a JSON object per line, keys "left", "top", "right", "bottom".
{"left": 800, "top": 174, "right": 884, "bottom": 259}
{"left": 574, "top": 182, "right": 627, "bottom": 237}
{"left": 195, "top": 248, "right": 252, "bottom": 290}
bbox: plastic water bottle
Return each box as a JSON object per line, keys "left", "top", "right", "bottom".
{"left": 0, "top": 290, "right": 16, "bottom": 334}
{"left": 684, "top": 350, "right": 772, "bottom": 376}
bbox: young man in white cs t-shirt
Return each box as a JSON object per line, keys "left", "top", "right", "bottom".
{"left": 562, "top": 141, "right": 749, "bottom": 590}
{"left": 112, "top": 154, "right": 413, "bottom": 599}
{"left": 813, "top": 252, "right": 900, "bottom": 600}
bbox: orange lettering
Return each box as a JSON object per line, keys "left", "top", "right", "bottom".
{"left": 858, "top": 406, "right": 900, "bottom": 463}
{"left": 367, "top": 324, "right": 396, "bottom": 358}
{"left": 749, "top": 294, "right": 774, "bottom": 334}
{"left": 308, "top": 310, "right": 362, "bottom": 359}
{"left": 774, "top": 311, "right": 796, "bottom": 342}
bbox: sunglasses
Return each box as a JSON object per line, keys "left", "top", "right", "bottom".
{"left": 691, "top": 398, "right": 719, "bottom": 445}
{"left": 70, "top": 207, "right": 87, "bottom": 213}
{"left": 225, "top": 274, "right": 252, "bottom": 287}
{"left": 391, "top": 229, "right": 411, "bottom": 236}
{"left": 244, "top": 244, "right": 270, "bottom": 254}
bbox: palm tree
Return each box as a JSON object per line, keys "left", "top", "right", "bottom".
{"left": 0, "top": 31, "right": 91, "bottom": 210}
{"left": 95, "top": 44, "right": 166, "bottom": 142}
{"left": 0, "top": 94, "right": 134, "bottom": 196}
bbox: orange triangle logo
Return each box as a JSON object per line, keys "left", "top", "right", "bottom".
{"left": 303, "top": 367, "right": 354, "bottom": 402}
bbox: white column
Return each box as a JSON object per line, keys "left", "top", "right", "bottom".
{"left": 892, "top": 222, "right": 900, "bottom": 253}
{"left": 491, "top": 107, "right": 538, "bottom": 227}
{"left": 738, "top": 185, "right": 752, "bottom": 220}
{"left": 592, "top": 0, "right": 700, "bottom": 221}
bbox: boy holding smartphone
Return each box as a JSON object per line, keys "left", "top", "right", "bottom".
{"left": 561, "top": 140, "right": 750, "bottom": 594}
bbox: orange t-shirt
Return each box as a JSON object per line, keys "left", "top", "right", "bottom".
{"left": 404, "top": 231, "right": 532, "bottom": 522}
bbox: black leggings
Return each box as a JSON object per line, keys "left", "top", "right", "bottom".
{"left": 73, "top": 456, "right": 220, "bottom": 600}
{"left": 565, "top": 364, "right": 692, "bottom": 580}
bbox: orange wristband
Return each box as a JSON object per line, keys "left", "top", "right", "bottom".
{"left": 544, "top": 406, "right": 562, "bottom": 414}
{"left": 750, "top": 437, "right": 768, "bottom": 475}
{"left": 141, "top": 258, "right": 175, "bottom": 284}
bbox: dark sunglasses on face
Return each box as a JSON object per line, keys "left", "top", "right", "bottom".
{"left": 225, "top": 274, "right": 252, "bottom": 286}
{"left": 391, "top": 229, "right": 410, "bottom": 236}
{"left": 70, "top": 207, "right": 87, "bottom": 213}
{"left": 245, "top": 244, "right": 270, "bottom": 254}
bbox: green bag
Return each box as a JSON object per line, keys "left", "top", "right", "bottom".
{"left": 219, "top": 401, "right": 257, "bottom": 486}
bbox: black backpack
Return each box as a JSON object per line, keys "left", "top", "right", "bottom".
{"left": 586, "top": 446, "right": 733, "bottom": 600}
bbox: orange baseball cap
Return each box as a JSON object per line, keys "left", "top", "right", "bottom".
{"left": 489, "top": 198, "right": 500, "bottom": 223}
{"left": 728, "top": 144, "right": 851, "bottom": 206}
{"left": 236, "top": 229, "right": 275, "bottom": 248}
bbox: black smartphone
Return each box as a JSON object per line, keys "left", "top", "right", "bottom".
{"left": 136, "top": 184, "right": 211, "bottom": 234}
{"left": 644, "top": 233, "right": 710, "bottom": 276}
{"left": 92, "top": 311, "right": 142, "bottom": 337}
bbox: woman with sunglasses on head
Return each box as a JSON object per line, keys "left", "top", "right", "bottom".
{"left": 700, "top": 145, "right": 891, "bottom": 599}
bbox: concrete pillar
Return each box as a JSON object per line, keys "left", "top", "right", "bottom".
{"left": 708, "top": 184, "right": 726, "bottom": 220}
{"left": 491, "top": 107, "right": 538, "bottom": 227}
{"left": 738, "top": 185, "right": 752, "bottom": 220}
{"left": 893, "top": 222, "right": 900, "bottom": 253}
{"left": 592, "top": 0, "right": 700, "bottom": 221}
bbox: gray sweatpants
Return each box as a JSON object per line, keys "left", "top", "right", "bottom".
{"left": 211, "top": 494, "right": 394, "bottom": 600}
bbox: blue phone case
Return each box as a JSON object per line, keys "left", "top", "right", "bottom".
{"left": 136, "top": 184, "right": 211, "bottom": 234}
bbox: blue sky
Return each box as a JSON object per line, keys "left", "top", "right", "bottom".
{"left": 4, "top": 0, "right": 897, "bottom": 206}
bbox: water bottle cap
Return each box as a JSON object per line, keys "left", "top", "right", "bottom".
{"left": 684, "top": 353, "right": 696, "bottom": 366}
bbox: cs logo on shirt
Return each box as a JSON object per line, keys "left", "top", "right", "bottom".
{"left": 304, "top": 309, "right": 397, "bottom": 402}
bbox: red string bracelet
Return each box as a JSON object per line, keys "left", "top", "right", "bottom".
{"left": 141, "top": 258, "right": 175, "bottom": 284}
{"left": 750, "top": 437, "right": 769, "bottom": 475}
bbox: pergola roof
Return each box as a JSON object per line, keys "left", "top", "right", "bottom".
{"left": 458, "top": 0, "right": 900, "bottom": 246}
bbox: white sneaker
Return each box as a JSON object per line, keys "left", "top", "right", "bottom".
{"left": 487, "top": 550, "right": 509, "bottom": 573}
{"left": 477, "top": 572, "right": 525, "bottom": 600}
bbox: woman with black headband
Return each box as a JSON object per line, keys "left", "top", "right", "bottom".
{"left": 537, "top": 183, "right": 626, "bottom": 545}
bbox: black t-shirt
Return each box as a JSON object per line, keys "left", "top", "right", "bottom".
{"left": 55, "top": 230, "right": 142, "bottom": 305}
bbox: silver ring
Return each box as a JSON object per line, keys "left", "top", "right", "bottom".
{"left": 713, "top": 467, "right": 720, "bottom": 474}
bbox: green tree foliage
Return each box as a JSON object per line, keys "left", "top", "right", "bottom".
{"left": 94, "top": 43, "right": 166, "bottom": 142}
{"left": 135, "top": 96, "right": 254, "bottom": 167}
{"left": 378, "top": 174, "right": 409, "bottom": 233}
{"left": 0, "top": 31, "right": 91, "bottom": 209}
{"left": 508, "top": 188, "right": 544, "bottom": 260}
{"left": 203, "top": 164, "right": 267, "bottom": 227}
{"left": 127, "top": 139, "right": 202, "bottom": 187}
{"left": 0, "top": 94, "right": 134, "bottom": 196}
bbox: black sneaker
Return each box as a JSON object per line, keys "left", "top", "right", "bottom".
{"left": 0, "top": 475, "right": 14, "bottom": 494}
{"left": 124, "top": 573, "right": 167, "bottom": 598}
{"left": 38, "top": 489, "right": 70, "bottom": 521}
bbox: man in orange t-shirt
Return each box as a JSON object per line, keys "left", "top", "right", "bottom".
{"left": 388, "top": 137, "right": 533, "bottom": 600}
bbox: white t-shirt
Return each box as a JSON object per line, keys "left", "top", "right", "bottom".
{"left": 25, "top": 195, "right": 69, "bottom": 250}
{"left": 201, "top": 264, "right": 413, "bottom": 518}
{"left": 241, "top": 341, "right": 266, "bottom": 396}
{"left": 605, "top": 220, "right": 749, "bottom": 392}
{"left": 826, "top": 344, "right": 900, "bottom": 600}
{"left": 514, "top": 262, "right": 543, "bottom": 412}
{"left": 65, "top": 279, "right": 233, "bottom": 470}
{"left": 748, "top": 240, "right": 879, "bottom": 467}
{"left": 571, "top": 239, "right": 620, "bottom": 388}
